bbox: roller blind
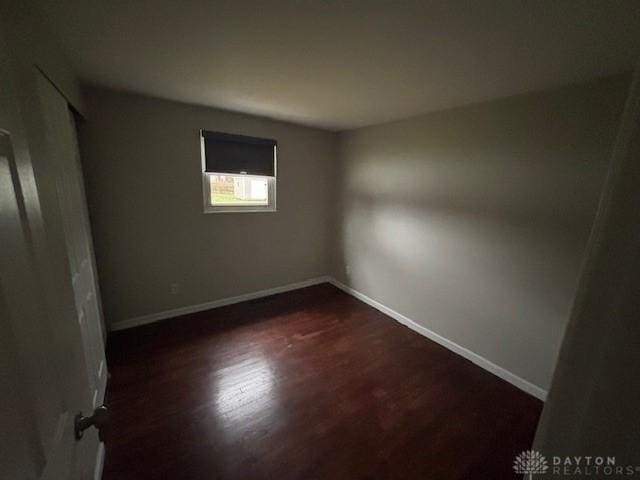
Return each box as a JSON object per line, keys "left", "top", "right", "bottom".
{"left": 202, "top": 130, "right": 277, "bottom": 177}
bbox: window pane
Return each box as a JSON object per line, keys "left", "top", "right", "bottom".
{"left": 209, "top": 174, "right": 269, "bottom": 206}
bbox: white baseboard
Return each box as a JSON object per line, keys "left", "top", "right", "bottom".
{"left": 109, "top": 274, "right": 547, "bottom": 400}
{"left": 327, "top": 277, "right": 548, "bottom": 401}
{"left": 94, "top": 442, "right": 105, "bottom": 480}
{"left": 110, "top": 276, "right": 331, "bottom": 331}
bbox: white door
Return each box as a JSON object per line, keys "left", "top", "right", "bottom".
{"left": 0, "top": 36, "right": 107, "bottom": 480}
{"left": 38, "top": 74, "right": 108, "bottom": 411}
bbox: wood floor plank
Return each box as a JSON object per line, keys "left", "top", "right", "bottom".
{"left": 103, "top": 283, "right": 542, "bottom": 479}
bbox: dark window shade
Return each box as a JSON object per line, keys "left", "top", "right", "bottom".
{"left": 202, "top": 130, "right": 277, "bottom": 177}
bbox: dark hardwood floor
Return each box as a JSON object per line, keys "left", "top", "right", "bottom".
{"left": 103, "top": 283, "right": 542, "bottom": 479}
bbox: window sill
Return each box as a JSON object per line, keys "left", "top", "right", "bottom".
{"left": 203, "top": 206, "right": 277, "bottom": 214}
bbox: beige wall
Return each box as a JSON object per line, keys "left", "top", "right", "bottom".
{"left": 79, "top": 88, "right": 337, "bottom": 327}
{"left": 2, "top": 0, "right": 83, "bottom": 113}
{"left": 331, "top": 75, "right": 630, "bottom": 391}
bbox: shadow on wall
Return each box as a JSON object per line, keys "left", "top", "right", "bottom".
{"left": 332, "top": 74, "right": 630, "bottom": 391}
{"left": 342, "top": 191, "right": 584, "bottom": 388}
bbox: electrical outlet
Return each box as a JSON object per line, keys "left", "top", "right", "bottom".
{"left": 345, "top": 265, "right": 351, "bottom": 276}
{"left": 170, "top": 282, "right": 180, "bottom": 295}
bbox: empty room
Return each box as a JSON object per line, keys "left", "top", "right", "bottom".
{"left": 2, "top": 1, "right": 640, "bottom": 479}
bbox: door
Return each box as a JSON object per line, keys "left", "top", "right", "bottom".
{"left": 0, "top": 33, "right": 106, "bottom": 480}
{"left": 38, "top": 75, "right": 108, "bottom": 411}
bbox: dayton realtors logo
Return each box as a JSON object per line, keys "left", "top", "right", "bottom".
{"left": 513, "top": 450, "right": 640, "bottom": 477}
{"left": 513, "top": 450, "right": 549, "bottom": 479}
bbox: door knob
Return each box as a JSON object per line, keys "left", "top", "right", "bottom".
{"left": 75, "top": 405, "right": 108, "bottom": 440}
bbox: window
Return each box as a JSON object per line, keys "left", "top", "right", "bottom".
{"left": 201, "top": 130, "right": 277, "bottom": 213}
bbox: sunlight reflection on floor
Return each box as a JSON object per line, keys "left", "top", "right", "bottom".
{"left": 213, "top": 353, "right": 278, "bottom": 428}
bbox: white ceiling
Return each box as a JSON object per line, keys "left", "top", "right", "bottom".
{"left": 39, "top": 0, "right": 640, "bottom": 130}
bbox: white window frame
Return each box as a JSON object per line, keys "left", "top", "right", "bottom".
{"left": 201, "top": 134, "right": 277, "bottom": 214}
